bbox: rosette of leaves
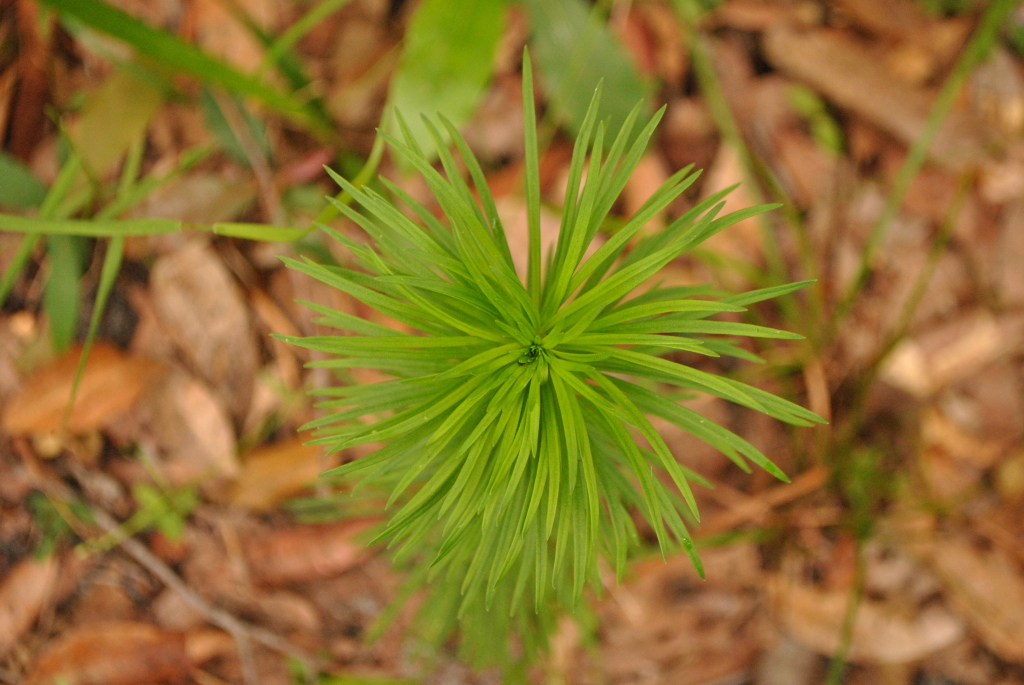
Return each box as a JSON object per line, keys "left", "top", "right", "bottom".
{"left": 279, "top": 54, "right": 823, "bottom": 668}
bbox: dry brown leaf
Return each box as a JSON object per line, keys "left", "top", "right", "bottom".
{"left": 770, "top": 571, "right": 962, "bottom": 663}
{"left": 231, "top": 437, "right": 333, "bottom": 512}
{"left": 109, "top": 371, "right": 238, "bottom": 485}
{"left": 712, "top": 0, "right": 820, "bottom": 31}
{"left": 146, "top": 372, "right": 238, "bottom": 483}
{"left": 135, "top": 172, "right": 257, "bottom": 225}
{"left": 881, "top": 312, "right": 1024, "bottom": 398}
{"left": 149, "top": 240, "right": 259, "bottom": 422}
{"left": 997, "top": 448, "right": 1024, "bottom": 501}
{"left": 189, "top": 0, "right": 278, "bottom": 73}
{"left": 662, "top": 97, "right": 719, "bottom": 173}
{"left": 832, "top": 0, "right": 968, "bottom": 65}
{"left": 250, "top": 289, "right": 302, "bottom": 391}
{"left": 921, "top": 406, "right": 1007, "bottom": 471}
{"left": 970, "top": 47, "right": 1024, "bottom": 137}
{"left": 244, "top": 519, "right": 375, "bottom": 587}
{"left": 998, "top": 199, "right": 1024, "bottom": 306}
{"left": 622, "top": 152, "right": 670, "bottom": 234}
{"left": 462, "top": 75, "right": 526, "bottom": 164}
{"left": 24, "top": 621, "right": 189, "bottom": 685}
{"left": 497, "top": 196, "right": 572, "bottom": 281}
{"left": 600, "top": 546, "right": 765, "bottom": 684}
{"left": 184, "top": 629, "right": 236, "bottom": 665}
{"left": 700, "top": 466, "right": 828, "bottom": 535}
{"left": 763, "top": 25, "right": 986, "bottom": 172}
{"left": 0, "top": 555, "right": 58, "bottom": 658}
{"left": 700, "top": 142, "right": 762, "bottom": 269}
{"left": 918, "top": 535, "right": 1024, "bottom": 662}
{"left": 0, "top": 66, "right": 18, "bottom": 145}
{"left": 774, "top": 128, "right": 838, "bottom": 208}
{"left": 1, "top": 343, "right": 164, "bottom": 435}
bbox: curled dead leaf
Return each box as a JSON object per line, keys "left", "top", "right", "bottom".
{"left": 770, "top": 544, "right": 963, "bottom": 664}
{"left": 149, "top": 241, "right": 259, "bottom": 422}
{"left": 763, "top": 24, "right": 985, "bottom": 172}
{"left": 244, "top": 519, "right": 375, "bottom": 587}
{"left": 0, "top": 555, "right": 58, "bottom": 657}
{"left": 918, "top": 534, "right": 1024, "bottom": 662}
{"left": 1, "top": 344, "right": 164, "bottom": 435}
{"left": 24, "top": 621, "right": 188, "bottom": 685}
{"left": 232, "top": 437, "right": 334, "bottom": 512}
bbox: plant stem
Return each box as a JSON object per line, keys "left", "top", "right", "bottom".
{"left": 824, "top": 539, "right": 867, "bottom": 685}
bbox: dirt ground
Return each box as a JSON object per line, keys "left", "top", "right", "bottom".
{"left": 3, "top": 0, "right": 1024, "bottom": 683}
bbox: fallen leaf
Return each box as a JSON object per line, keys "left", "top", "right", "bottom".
{"left": 600, "top": 546, "right": 765, "bottom": 684}
{"left": 134, "top": 171, "right": 257, "bottom": 225}
{"left": 1, "top": 343, "right": 164, "bottom": 435}
{"left": 831, "top": 0, "right": 968, "bottom": 66}
{"left": 70, "top": 70, "right": 163, "bottom": 180}
{"left": 622, "top": 152, "right": 671, "bottom": 234}
{"left": 921, "top": 406, "right": 1007, "bottom": 471}
{"left": 143, "top": 372, "right": 238, "bottom": 484}
{"left": 774, "top": 128, "right": 838, "bottom": 208}
{"left": 918, "top": 534, "right": 1024, "bottom": 662}
{"left": 24, "top": 621, "right": 189, "bottom": 685}
{"left": 998, "top": 199, "right": 1024, "bottom": 305}
{"left": 700, "top": 142, "right": 762, "bottom": 268}
{"left": 970, "top": 46, "right": 1024, "bottom": 137}
{"left": 231, "top": 437, "right": 334, "bottom": 512}
{"left": 107, "top": 370, "right": 238, "bottom": 485}
{"left": 149, "top": 241, "right": 259, "bottom": 422}
{"left": 771, "top": 566, "right": 962, "bottom": 663}
{"left": 189, "top": 0, "right": 278, "bottom": 73}
{"left": 711, "top": 0, "right": 818, "bottom": 31}
{"left": 497, "top": 196, "right": 573, "bottom": 281}
{"left": 244, "top": 519, "right": 375, "bottom": 587}
{"left": 179, "top": 526, "right": 324, "bottom": 635}
{"left": 881, "top": 312, "right": 1024, "bottom": 398}
{"left": 0, "top": 555, "right": 58, "bottom": 657}
{"left": 763, "top": 25, "right": 986, "bottom": 172}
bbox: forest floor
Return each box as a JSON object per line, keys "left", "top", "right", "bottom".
{"left": 3, "top": 0, "right": 1024, "bottom": 684}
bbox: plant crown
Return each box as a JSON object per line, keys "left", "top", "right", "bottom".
{"left": 279, "top": 52, "right": 823, "bottom": 667}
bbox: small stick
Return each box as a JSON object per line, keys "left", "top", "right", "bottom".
{"left": 16, "top": 444, "right": 319, "bottom": 683}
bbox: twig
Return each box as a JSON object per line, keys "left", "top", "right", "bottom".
{"left": 824, "top": 538, "right": 866, "bottom": 685}
{"left": 699, "top": 466, "right": 828, "bottom": 535}
{"left": 15, "top": 448, "right": 319, "bottom": 684}
{"left": 96, "top": 504, "right": 321, "bottom": 683}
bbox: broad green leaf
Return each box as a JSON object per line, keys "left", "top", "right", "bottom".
{"left": 0, "top": 153, "right": 47, "bottom": 209}
{"left": 386, "top": 0, "right": 506, "bottom": 159}
{"left": 523, "top": 0, "right": 651, "bottom": 138}
{"left": 71, "top": 69, "right": 164, "bottom": 178}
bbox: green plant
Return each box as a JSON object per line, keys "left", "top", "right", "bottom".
{"left": 280, "top": 51, "right": 822, "bottom": 671}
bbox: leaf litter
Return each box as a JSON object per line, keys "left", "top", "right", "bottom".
{"left": 1, "top": 0, "right": 1024, "bottom": 683}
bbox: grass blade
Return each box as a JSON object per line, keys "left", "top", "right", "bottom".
{"left": 43, "top": 0, "right": 332, "bottom": 137}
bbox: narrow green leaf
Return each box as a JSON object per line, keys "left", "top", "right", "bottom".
{"left": 44, "top": 235, "right": 85, "bottom": 352}
{"left": 0, "top": 215, "right": 181, "bottom": 236}
{"left": 62, "top": 236, "right": 124, "bottom": 430}
{"left": 43, "top": 0, "right": 330, "bottom": 137}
